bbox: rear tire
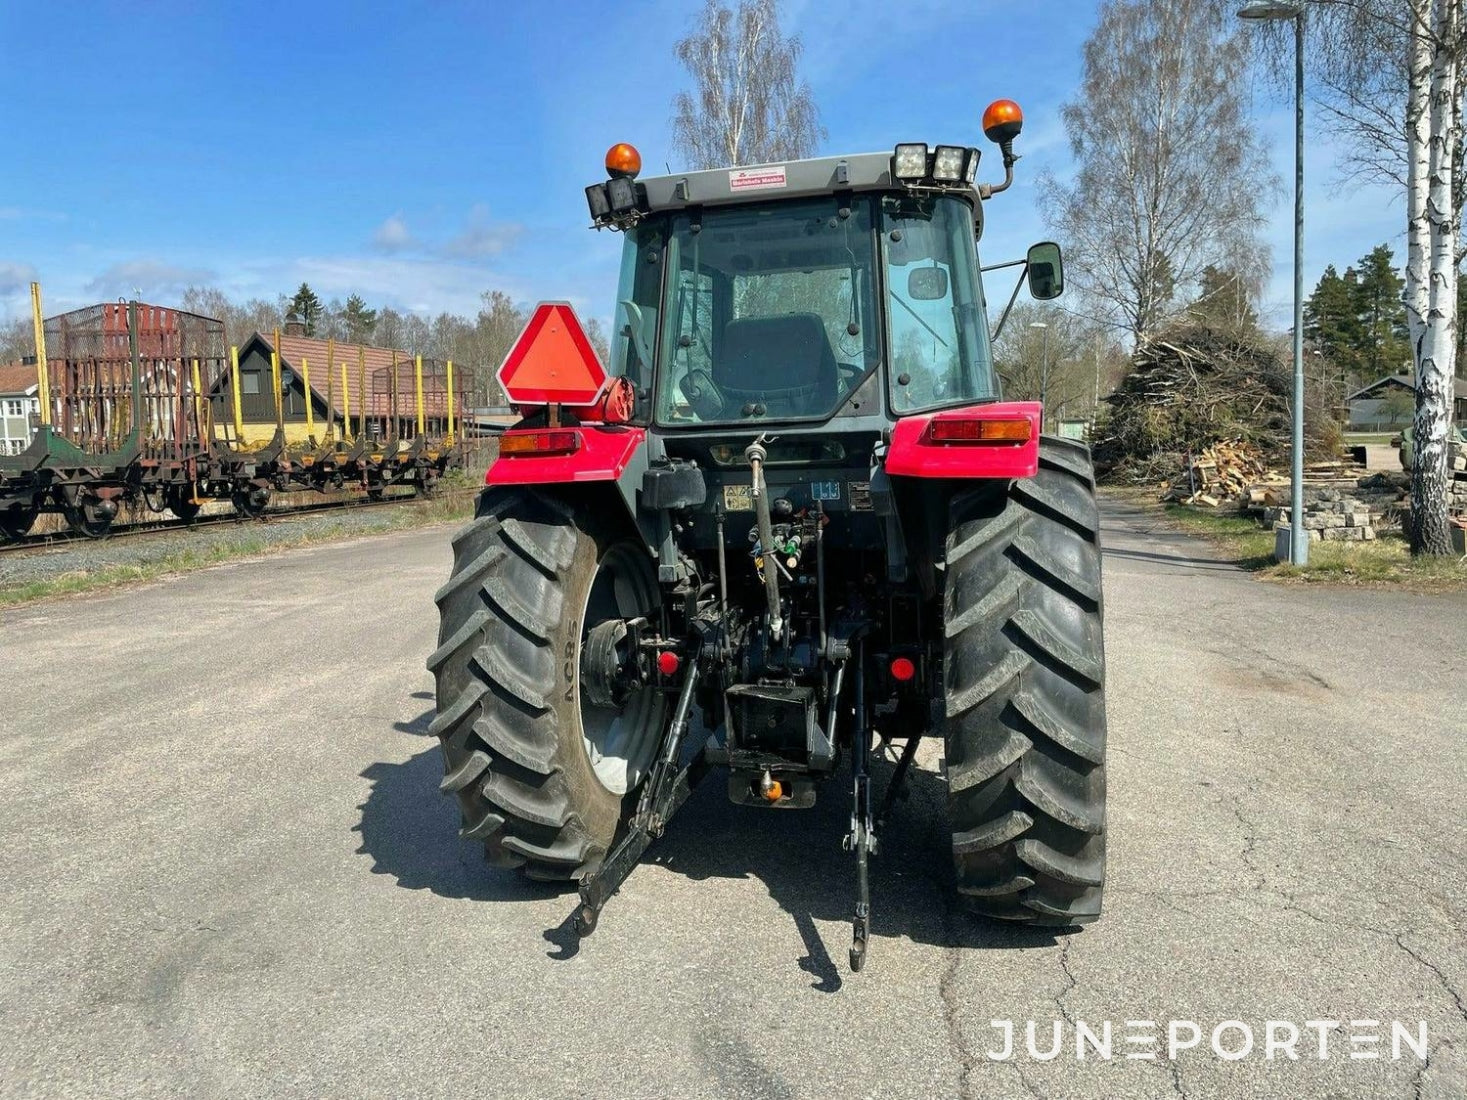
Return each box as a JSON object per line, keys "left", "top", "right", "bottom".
{"left": 942, "top": 435, "right": 1106, "bottom": 925}
{"left": 428, "top": 489, "right": 665, "bottom": 881}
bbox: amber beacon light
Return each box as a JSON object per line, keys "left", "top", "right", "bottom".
{"left": 605, "top": 142, "right": 642, "bottom": 179}
{"left": 981, "top": 99, "right": 1024, "bottom": 144}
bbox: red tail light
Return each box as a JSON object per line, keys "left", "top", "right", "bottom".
{"left": 498, "top": 429, "right": 581, "bottom": 457}
{"left": 926, "top": 417, "right": 1032, "bottom": 445}
{"left": 889, "top": 656, "right": 916, "bottom": 682}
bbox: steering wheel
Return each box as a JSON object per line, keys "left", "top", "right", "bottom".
{"left": 836, "top": 362, "right": 867, "bottom": 389}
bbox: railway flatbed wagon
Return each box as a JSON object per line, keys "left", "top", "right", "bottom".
{"left": 363, "top": 358, "right": 472, "bottom": 497}
{"left": 0, "top": 296, "right": 230, "bottom": 538}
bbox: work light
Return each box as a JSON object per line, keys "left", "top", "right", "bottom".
{"left": 607, "top": 176, "right": 638, "bottom": 214}
{"left": 586, "top": 182, "right": 611, "bottom": 221}
{"left": 892, "top": 143, "right": 929, "bottom": 182}
{"left": 932, "top": 145, "right": 970, "bottom": 183}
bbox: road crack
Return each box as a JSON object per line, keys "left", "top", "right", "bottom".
{"left": 1396, "top": 935, "right": 1467, "bottom": 1024}
{"left": 940, "top": 908, "right": 978, "bottom": 1100}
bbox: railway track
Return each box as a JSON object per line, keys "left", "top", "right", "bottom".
{"left": 0, "top": 487, "right": 478, "bottom": 556}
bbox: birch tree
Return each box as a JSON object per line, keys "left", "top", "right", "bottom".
{"left": 670, "top": 0, "right": 824, "bottom": 170}
{"left": 1405, "top": 0, "right": 1462, "bottom": 555}
{"left": 1045, "top": 0, "right": 1273, "bottom": 342}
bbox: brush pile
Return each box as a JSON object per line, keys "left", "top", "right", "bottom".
{"left": 1093, "top": 325, "right": 1292, "bottom": 481}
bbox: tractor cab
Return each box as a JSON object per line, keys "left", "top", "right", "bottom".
{"left": 587, "top": 103, "right": 1060, "bottom": 439}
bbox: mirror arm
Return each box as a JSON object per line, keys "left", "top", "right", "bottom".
{"left": 989, "top": 263, "right": 1030, "bottom": 344}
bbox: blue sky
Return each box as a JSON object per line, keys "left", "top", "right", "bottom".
{"left": 0, "top": 0, "right": 1405, "bottom": 334}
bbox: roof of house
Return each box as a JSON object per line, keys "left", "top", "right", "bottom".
{"left": 0, "top": 361, "right": 41, "bottom": 397}
{"left": 215, "top": 332, "right": 465, "bottom": 419}
{"left": 1347, "top": 373, "right": 1467, "bottom": 402}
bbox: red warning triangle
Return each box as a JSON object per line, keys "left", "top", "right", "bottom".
{"left": 496, "top": 302, "right": 607, "bottom": 407}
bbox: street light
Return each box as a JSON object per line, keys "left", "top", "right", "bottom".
{"left": 1239, "top": 0, "right": 1307, "bottom": 565}
{"left": 1030, "top": 321, "right": 1050, "bottom": 429}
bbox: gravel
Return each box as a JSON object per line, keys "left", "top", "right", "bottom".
{"left": 0, "top": 496, "right": 473, "bottom": 598}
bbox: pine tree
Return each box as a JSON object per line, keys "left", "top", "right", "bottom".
{"left": 1305, "top": 265, "right": 1363, "bottom": 381}
{"left": 341, "top": 294, "right": 378, "bottom": 344}
{"left": 1351, "top": 244, "right": 1410, "bottom": 380}
{"left": 1192, "top": 264, "right": 1259, "bottom": 335}
{"left": 288, "top": 283, "right": 324, "bottom": 336}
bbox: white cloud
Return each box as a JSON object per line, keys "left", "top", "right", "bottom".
{"left": 84, "top": 260, "right": 215, "bottom": 297}
{"left": 442, "top": 205, "right": 523, "bottom": 259}
{"left": 372, "top": 214, "right": 416, "bottom": 252}
{"left": 0, "top": 261, "right": 40, "bottom": 296}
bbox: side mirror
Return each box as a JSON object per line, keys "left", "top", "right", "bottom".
{"left": 1027, "top": 242, "right": 1064, "bottom": 300}
{"left": 908, "top": 266, "right": 949, "bottom": 301}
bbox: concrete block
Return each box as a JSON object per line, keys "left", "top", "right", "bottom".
{"left": 1346, "top": 513, "right": 1371, "bottom": 527}
{"left": 1321, "top": 514, "right": 1347, "bottom": 528}
{"left": 1363, "top": 527, "right": 1377, "bottom": 541}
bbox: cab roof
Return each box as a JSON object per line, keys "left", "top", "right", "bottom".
{"left": 636, "top": 150, "right": 981, "bottom": 213}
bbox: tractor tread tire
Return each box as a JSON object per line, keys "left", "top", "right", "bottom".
{"left": 944, "top": 435, "right": 1107, "bottom": 926}
{"left": 429, "top": 488, "right": 620, "bottom": 882}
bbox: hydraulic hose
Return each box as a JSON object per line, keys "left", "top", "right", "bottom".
{"left": 745, "top": 439, "right": 783, "bottom": 642}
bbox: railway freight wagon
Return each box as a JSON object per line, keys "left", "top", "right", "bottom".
{"left": 0, "top": 290, "right": 481, "bottom": 540}
{"left": 0, "top": 299, "right": 234, "bottom": 538}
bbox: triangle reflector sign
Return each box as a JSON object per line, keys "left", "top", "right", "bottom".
{"left": 496, "top": 302, "right": 608, "bottom": 407}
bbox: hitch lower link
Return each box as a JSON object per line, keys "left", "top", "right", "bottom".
{"left": 841, "top": 647, "right": 876, "bottom": 972}
{"left": 572, "top": 660, "right": 705, "bottom": 937}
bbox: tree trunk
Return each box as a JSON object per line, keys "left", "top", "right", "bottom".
{"left": 1407, "top": 0, "right": 1457, "bottom": 556}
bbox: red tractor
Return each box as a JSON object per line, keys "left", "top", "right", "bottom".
{"left": 428, "top": 101, "right": 1106, "bottom": 971}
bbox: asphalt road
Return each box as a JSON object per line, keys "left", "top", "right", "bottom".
{"left": 2, "top": 502, "right": 1464, "bottom": 1099}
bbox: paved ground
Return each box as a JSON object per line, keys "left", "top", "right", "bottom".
{"left": 2, "top": 503, "right": 1464, "bottom": 1099}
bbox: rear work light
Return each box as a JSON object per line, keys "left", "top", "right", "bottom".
{"left": 926, "top": 418, "right": 1033, "bottom": 445}
{"left": 498, "top": 429, "right": 581, "bottom": 457}
{"left": 892, "top": 143, "right": 929, "bottom": 181}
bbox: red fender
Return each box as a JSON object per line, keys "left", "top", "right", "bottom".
{"left": 486, "top": 425, "right": 646, "bottom": 486}
{"left": 884, "top": 401, "right": 1041, "bottom": 479}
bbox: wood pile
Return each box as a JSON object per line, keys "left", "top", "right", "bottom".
{"left": 1160, "top": 440, "right": 1280, "bottom": 506}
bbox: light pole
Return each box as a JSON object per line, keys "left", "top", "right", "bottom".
{"left": 1239, "top": 0, "right": 1306, "bottom": 565}
{"left": 1030, "top": 321, "right": 1049, "bottom": 429}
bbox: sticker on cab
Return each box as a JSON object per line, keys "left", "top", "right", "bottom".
{"left": 729, "top": 166, "right": 787, "bottom": 192}
{"left": 723, "top": 484, "right": 753, "bottom": 511}
{"left": 810, "top": 480, "right": 840, "bottom": 502}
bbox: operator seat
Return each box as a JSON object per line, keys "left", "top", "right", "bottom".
{"left": 713, "top": 313, "right": 838, "bottom": 418}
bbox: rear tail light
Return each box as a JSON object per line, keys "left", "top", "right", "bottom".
{"left": 926, "top": 417, "right": 1032, "bottom": 445}
{"left": 889, "top": 656, "right": 916, "bottom": 682}
{"left": 498, "top": 429, "right": 581, "bottom": 457}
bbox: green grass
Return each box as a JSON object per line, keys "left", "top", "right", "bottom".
{"left": 1153, "top": 500, "right": 1467, "bottom": 590}
{"left": 0, "top": 495, "right": 476, "bottom": 608}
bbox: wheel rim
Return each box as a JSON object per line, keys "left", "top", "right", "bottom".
{"left": 69, "top": 501, "right": 113, "bottom": 539}
{"left": 578, "top": 543, "right": 666, "bottom": 796}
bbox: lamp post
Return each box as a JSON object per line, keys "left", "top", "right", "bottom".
{"left": 1239, "top": 0, "right": 1307, "bottom": 565}
{"left": 1030, "top": 321, "right": 1050, "bottom": 429}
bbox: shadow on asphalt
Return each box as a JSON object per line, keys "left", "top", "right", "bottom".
{"left": 355, "top": 707, "right": 1066, "bottom": 988}
{"left": 1102, "top": 546, "right": 1240, "bottom": 571}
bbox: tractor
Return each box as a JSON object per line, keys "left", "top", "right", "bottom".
{"left": 427, "top": 100, "right": 1106, "bottom": 971}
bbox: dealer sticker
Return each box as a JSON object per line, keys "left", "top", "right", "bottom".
{"left": 723, "top": 484, "right": 753, "bottom": 511}
{"left": 811, "top": 480, "right": 840, "bottom": 502}
{"left": 729, "top": 166, "right": 787, "bottom": 192}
